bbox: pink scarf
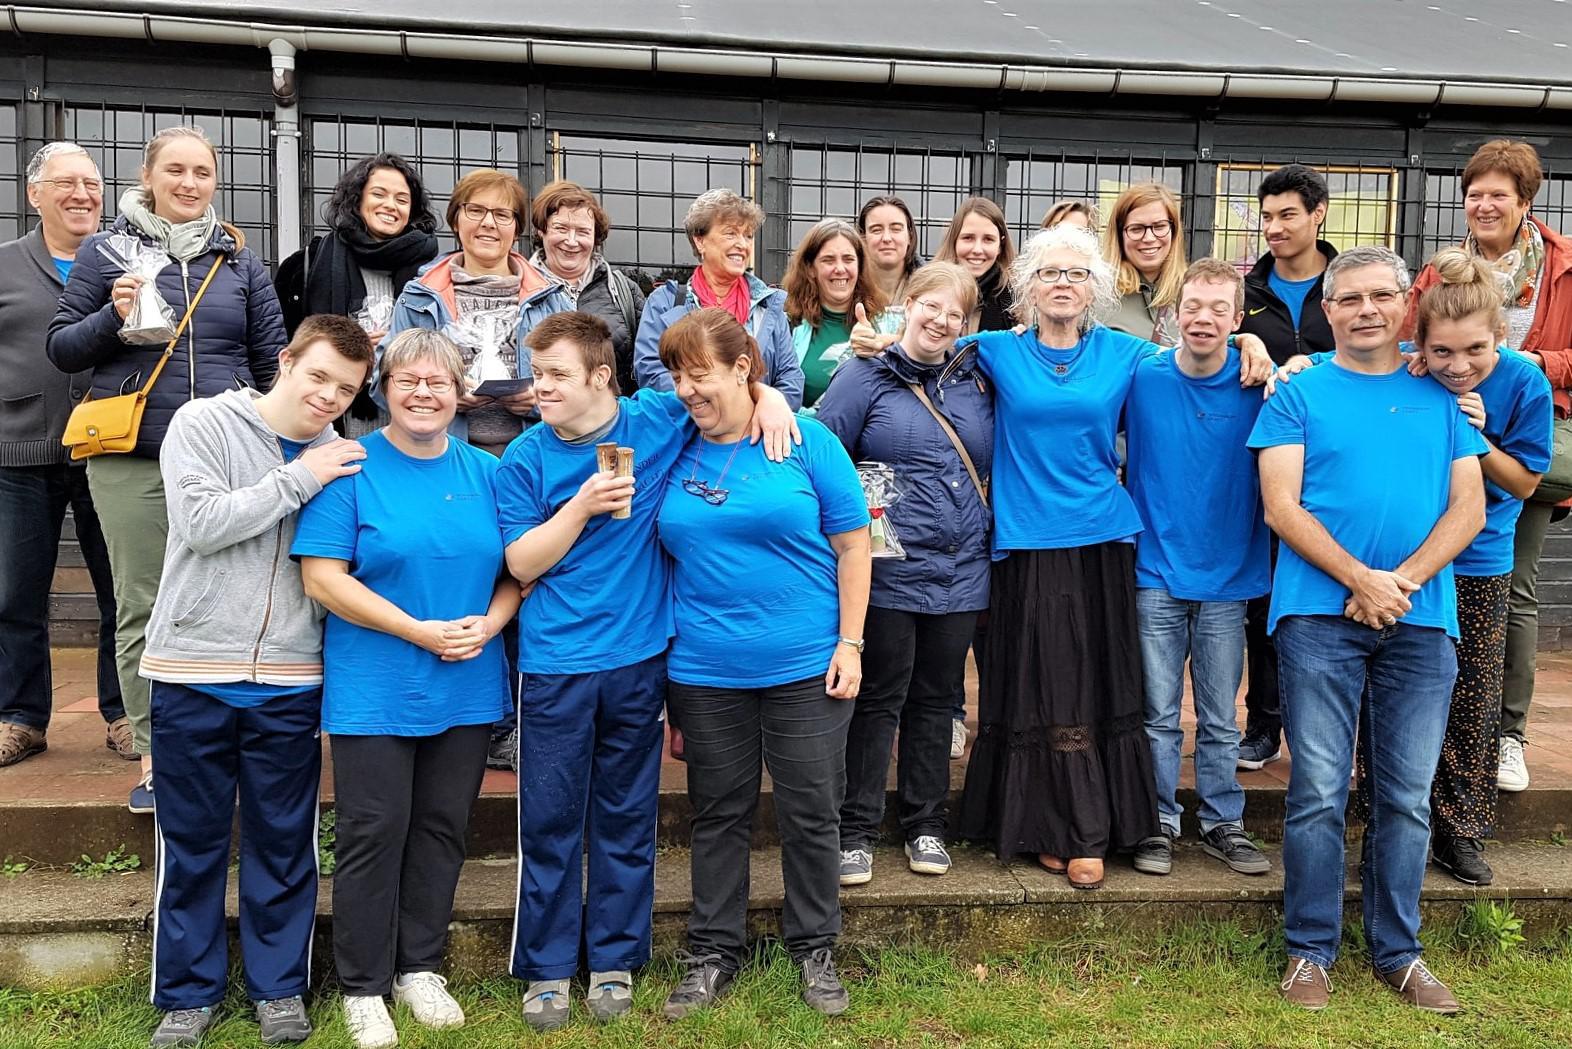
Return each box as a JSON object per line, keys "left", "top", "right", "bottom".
{"left": 691, "top": 266, "right": 753, "bottom": 328}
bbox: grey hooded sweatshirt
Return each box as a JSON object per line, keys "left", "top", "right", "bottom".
{"left": 140, "top": 387, "right": 337, "bottom": 686}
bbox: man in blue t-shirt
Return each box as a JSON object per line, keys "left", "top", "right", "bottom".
{"left": 1249, "top": 246, "right": 1485, "bottom": 1015}
{"left": 1125, "top": 260, "right": 1271, "bottom": 881}
{"left": 1236, "top": 164, "right": 1340, "bottom": 774}
{"left": 138, "top": 316, "right": 373, "bottom": 1046}
{"left": 496, "top": 311, "right": 796, "bottom": 1031}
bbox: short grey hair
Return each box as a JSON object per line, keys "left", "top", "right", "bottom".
{"left": 1323, "top": 245, "right": 1413, "bottom": 301}
{"left": 1008, "top": 225, "right": 1120, "bottom": 327}
{"left": 26, "top": 142, "right": 95, "bottom": 183}
{"left": 377, "top": 328, "right": 466, "bottom": 392}
{"left": 683, "top": 189, "right": 766, "bottom": 259}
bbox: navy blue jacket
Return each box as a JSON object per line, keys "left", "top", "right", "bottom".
{"left": 814, "top": 344, "right": 993, "bottom": 614}
{"left": 47, "top": 217, "right": 286, "bottom": 458}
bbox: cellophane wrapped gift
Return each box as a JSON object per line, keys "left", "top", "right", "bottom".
{"left": 443, "top": 308, "right": 519, "bottom": 395}
{"left": 98, "top": 233, "right": 176, "bottom": 345}
{"left": 857, "top": 460, "right": 906, "bottom": 559}
{"left": 353, "top": 294, "right": 394, "bottom": 337}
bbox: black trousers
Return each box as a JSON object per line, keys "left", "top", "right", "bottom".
{"left": 329, "top": 724, "right": 489, "bottom": 995}
{"left": 840, "top": 606, "right": 976, "bottom": 848}
{"left": 1243, "top": 534, "right": 1281, "bottom": 740}
{"left": 0, "top": 463, "right": 122, "bottom": 729}
{"left": 667, "top": 675, "right": 852, "bottom": 968}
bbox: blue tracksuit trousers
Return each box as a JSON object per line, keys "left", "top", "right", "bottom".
{"left": 149, "top": 681, "right": 321, "bottom": 1009}
{"left": 510, "top": 652, "right": 666, "bottom": 981}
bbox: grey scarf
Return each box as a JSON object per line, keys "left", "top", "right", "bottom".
{"left": 118, "top": 188, "right": 219, "bottom": 263}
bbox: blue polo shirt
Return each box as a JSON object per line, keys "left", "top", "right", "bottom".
{"left": 1248, "top": 358, "right": 1487, "bottom": 637}
{"left": 1126, "top": 346, "right": 1270, "bottom": 601}
{"left": 291, "top": 431, "right": 509, "bottom": 735}
{"left": 496, "top": 389, "right": 694, "bottom": 675}
{"left": 657, "top": 418, "right": 869, "bottom": 688}
{"left": 967, "top": 325, "right": 1152, "bottom": 554}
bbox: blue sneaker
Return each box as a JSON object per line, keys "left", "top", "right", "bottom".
{"left": 129, "top": 772, "right": 154, "bottom": 814}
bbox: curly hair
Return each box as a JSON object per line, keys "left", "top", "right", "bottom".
{"left": 322, "top": 152, "right": 438, "bottom": 235}
{"left": 783, "top": 219, "right": 888, "bottom": 328}
{"left": 1009, "top": 225, "right": 1120, "bottom": 329}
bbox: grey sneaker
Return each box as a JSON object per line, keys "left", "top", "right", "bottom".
{"left": 487, "top": 727, "right": 518, "bottom": 771}
{"left": 150, "top": 1007, "right": 212, "bottom": 1047}
{"left": 1237, "top": 732, "right": 1282, "bottom": 770}
{"left": 800, "top": 947, "right": 850, "bottom": 1016}
{"left": 1201, "top": 825, "right": 1271, "bottom": 875}
{"left": 905, "top": 836, "right": 951, "bottom": 875}
{"left": 586, "top": 970, "right": 633, "bottom": 1023}
{"left": 839, "top": 847, "right": 873, "bottom": 886}
{"left": 662, "top": 950, "right": 733, "bottom": 1020}
{"left": 256, "top": 996, "right": 311, "bottom": 1044}
{"left": 1133, "top": 831, "right": 1174, "bottom": 875}
{"left": 522, "top": 978, "right": 570, "bottom": 1031}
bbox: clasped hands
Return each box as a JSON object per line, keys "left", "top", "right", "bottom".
{"left": 406, "top": 615, "right": 499, "bottom": 662}
{"left": 1342, "top": 566, "right": 1420, "bottom": 630}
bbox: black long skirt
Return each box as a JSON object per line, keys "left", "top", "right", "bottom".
{"left": 955, "top": 542, "right": 1160, "bottom": 860}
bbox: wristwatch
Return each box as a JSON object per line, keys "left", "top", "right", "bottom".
{"left": 837, "top": 636, "right": 865, "bottom": 653}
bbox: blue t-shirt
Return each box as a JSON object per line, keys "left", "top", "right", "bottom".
{"left": 1268, "top": 270, "right": 1319, "bottom": 332}
{"left": 53, "top": 256, "right": 73, "bottom": 284}
{"left": 1448, "top": 348, "right": 1554, "bottom": 577}
{"left": 496, "top": 389, "right": 693, "bottom": 675}
{"left": 1248, "top": 359, "right": 1487, "bottom": 636}
{"left": 1126, "top": 346, "right": 1271, "bottom": 601}
{"left": 657, "top": 417, "right": 870, "bottom": 688}
{"left": 968, "top": 325, "right": 1152, "bottom": 553}
{"left": 291, "top": 430, "right": 509, "bottom": 735}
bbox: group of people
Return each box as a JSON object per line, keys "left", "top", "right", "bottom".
{"left": 0, "top": 124, "right": 1567, "bottom": 1046}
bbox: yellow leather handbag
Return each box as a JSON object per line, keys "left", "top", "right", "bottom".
{"left": 62, "top": 256, "right": 224, "bottom": 461}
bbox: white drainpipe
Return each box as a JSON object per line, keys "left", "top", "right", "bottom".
{"left": 268, "top": 37, "right": 301, "bottom": 260}
{"left": 6, "top": 5, "right": 1572, "bottom": 111}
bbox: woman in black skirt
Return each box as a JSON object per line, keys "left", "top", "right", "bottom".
{"left": 952, "top": 225, "right": 1265, "bottom": 888}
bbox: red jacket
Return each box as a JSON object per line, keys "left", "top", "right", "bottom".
{"left": 1405, "top": 215, "right": 1572, "bottom": 417}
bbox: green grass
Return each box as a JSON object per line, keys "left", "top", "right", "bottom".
{"left": 3, "top": 924, "right": 1571, "bottom": 1049}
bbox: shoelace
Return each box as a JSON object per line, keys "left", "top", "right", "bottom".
{"left": 401, "top": 973, "right": 454, "bottom": 1008}
{"left": 345, "top": 1003, "right": 385, "bottom": 1035}
{"left": 673, "top": 951, "right": 724, "bottom": 994}
{"left": 805, "top": 948, "right": 839, "bottom": 988}
{"left": 259, "top": 999, "right": 299, "bottom": 1020}
{"left": 1282, "top": 959, "right": 1331, "bottom": 992}
{"left": 840, "top": 849, "right": 869, "bottom": 865}
{"left": 1396, "top": 961, "right": 1439, "bottom": 992}
{"left": 164, "top": 1009, "right": 209, "bottom": 1031}
{"left": 911, "top": 836, "right": 947, "bottom": 856}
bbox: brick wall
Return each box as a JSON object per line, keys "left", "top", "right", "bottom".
{"left": 1536, "top": 518, "right": 1572, "bottom": 651}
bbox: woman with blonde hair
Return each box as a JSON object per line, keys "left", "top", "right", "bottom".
{"left": 1041, "top": 199, "right": 1098, "bottom": 233}
{"left": 1103, "top": 182, "right": 1185, "bottom": 345}
{"left": 783, "top": 218, "right": 890, "bottom": 407}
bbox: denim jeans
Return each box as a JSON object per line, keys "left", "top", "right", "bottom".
{"left": 840, "top": 606, "right": 976, "bottom": 847}
{"left": 0, "top": 463, "right": 122, "bottom": 730}
{"left": 667, "top": 675, "right": 852, "bottom": 968}
{"left": 1135, "top": 589, "right": 1246, "bottom": 836}
{"left": 1275, "top": 615, "right": 1456, "bottom": 973}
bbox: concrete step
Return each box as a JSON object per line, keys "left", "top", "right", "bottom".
{"left": 4, "top": 763, "right": 1568, "bottom": 867}
{"left": 4, "top": 841, "right": 1570, "bottom": 990}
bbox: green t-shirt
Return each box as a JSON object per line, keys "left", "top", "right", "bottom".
{"left": 802, "top": 308, "right": 851, "bottom": 407}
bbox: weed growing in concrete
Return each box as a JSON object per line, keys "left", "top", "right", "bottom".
{"left": 1, "top": 856, "right": 29, "bottom": 877}
{"left": 318, "top": 808, "right": 337, "bottom": 876}
{"left": 69, "top": 844, "right": 139, "bottom": 879}
{"left": 1457, "top": 898, "right": 1527, "bottom": 960}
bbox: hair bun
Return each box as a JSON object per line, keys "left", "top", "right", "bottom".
{"left": 1431, "top": 246, "right": 1490, "bottom": 287}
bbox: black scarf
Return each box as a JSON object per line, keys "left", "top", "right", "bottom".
{"left": 302, "top": 224, "right": 440, "bottom": 318}
{"left": 974, "top": 266, "right": 1014, "bottom": 333}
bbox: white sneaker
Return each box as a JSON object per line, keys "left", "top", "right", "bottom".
{"left": 343, "top": 995, "right": 398, "bottom": 1049}
{"left": 392, "top": 971, "right": 465, "bottom": 1029}
{"left": 1498, "top": 736, "right": 1530, "bottom": 793}
{"left": 950, "top": 719, "right": 968, "bottom": 759}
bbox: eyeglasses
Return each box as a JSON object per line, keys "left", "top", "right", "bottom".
{"left": 1328, "top": 289, "right": 1403, "bottom": 310}
{"left": 458, "top": 203, "right": 518, "bottom": 227}
{"left": 390, "top": 374, "right": 456, "bottom": 394}
{"left": 681, "top": 478, "right": 729, "bottom": 505}
{"left": 1123, "top": 220, "right": 1173, "bottom": 241}
{"left": 1035, "top": 267, "right": 1092, "bottom": 285}
{"left": 912, "top": 298, "right": 966, "bottom": 328}
{"left": 35, "top": 177, "right": 103, "bottom": 195}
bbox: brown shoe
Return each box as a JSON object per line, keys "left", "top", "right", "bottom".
{"left": 0, "top": 722, "right": 47, "bottom": 768}
{"left": 1066, "top": 857, "right": 1104, "bottom": 890}
{"left": 1280, "top": 958, "right": 1332, "bottom": 1010}
{"left": 104, "top": 717, "right": 138, "bottom": 760}
{"left": 1377, "top": 959, "right": 1459, "bottom": 1014}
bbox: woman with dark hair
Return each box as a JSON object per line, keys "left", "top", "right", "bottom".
{"left": 274, "top": 153, "right": 441, "bottom": 436}
{"left": 933, "top": 197, "right": 1016, "bottom": 333}
{"left": 858, "top": 195, "right": 921, "bottom": 304}
{"left": 783, "top": 218, "right": 890, "bottom": 408}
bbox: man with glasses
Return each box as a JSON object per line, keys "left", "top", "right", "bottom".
{"left": 1236, "top": 164, "right": 1340, "bottom": 774}
{"left": 0, "top": 143, "right": 128, "bottom": 768}
{"left": 1250, "top": 246, "right": 1484, "bottom": 1014}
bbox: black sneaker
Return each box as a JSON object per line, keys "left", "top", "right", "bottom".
{"left": 800, "top": 948, "right": 850, "bottom": 1016}
{"left": 662, "top": 950, "right": 734, "bottom": 1020}
{"left": 1236, "top": 732, "right": 1282, "bottom": 771}
{"left": 1132, "top": 831, "right": 1174, "bottom": 875}
{"left": 1201, "top": 825, "right": 1272, "bottom": 875}
{"left": 486, "top": 728, "right": 517, "bottom": 771}
{"left": 1432, "top": 835, "right": 1493, "bottom": 886}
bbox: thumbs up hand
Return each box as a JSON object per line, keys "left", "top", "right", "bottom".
{"left": 849, "top": 302, "right": 898, "bottom": 358}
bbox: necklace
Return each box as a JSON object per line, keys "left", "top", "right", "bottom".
{"left": 682, "top": 438, "right": 744, "bottom": 506}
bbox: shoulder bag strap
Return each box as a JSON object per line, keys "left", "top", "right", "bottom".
{"left": 907, "top": 380, "right": 987, "bottom": 505}
{"left": 136, "top": 254, "right": 226, "bottom": 397}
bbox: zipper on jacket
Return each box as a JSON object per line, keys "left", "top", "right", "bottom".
{"left": 250, "top": 439, "right": 287, "bottom": 678}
